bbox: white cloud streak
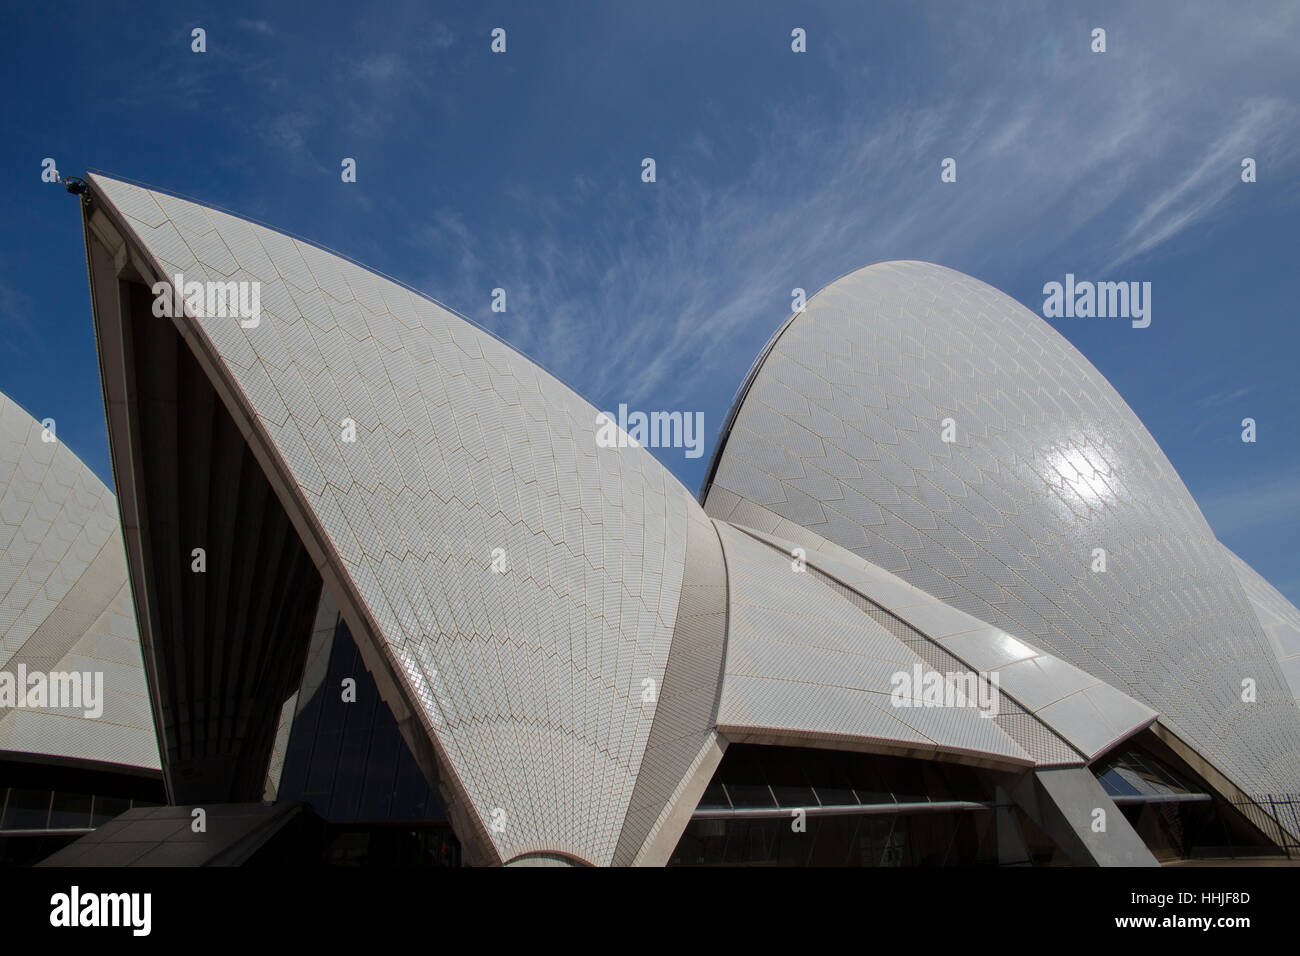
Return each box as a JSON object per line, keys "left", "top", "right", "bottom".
{"left": 411, "top": 3, "right": 1300, "bottom": 412}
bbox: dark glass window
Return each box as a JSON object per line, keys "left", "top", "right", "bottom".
{"left": 1096, "top": 748, "right": 1198, "bottom": 798}
{"left": 670, "top": 810, "right": 1004, "bottom": 867}
{"left": 91, "top": 796, "right": 130, "bottom": 827}
{"left": 798, "top": 747, "right": 862, "bottom": 806}
{"left": 3, "top": 789, "right": 51, "bottom": 829}
{"left": 357, "top": 725, "right": 400, "bottom": 820}
{"left": 697, "top": 781, "right": 730, "bottom": 811}
{"left": 763, "top": 748, "right": 817, "bottom": 808}
{"left": 670, "top": 745, "right": 1008, "bottom": 867}
{"left": 721, "top": 745, "right": 773, "bottom": 808}
{"left": 278, "top": 616, "right": 446, "bottom": 825}
{"left": 48, "top": 792, "right": 93, "bottom": 829}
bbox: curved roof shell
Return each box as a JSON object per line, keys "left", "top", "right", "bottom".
{"left": 713, "top": 519, "right": 1034, "bottom": 767}
{"left": 703, "top": 260, "right": 1300, "bottom": 801}
{"left": 84, "top": 173, "right": 721, "bottom": 865}
{"left": 1225, "top": 546, "right": 1300, "bottom": 711}
{"left": 721, "top": 519, "right": 1155, "bottom": 763}
{"left": 0, "top": 392, "right": 159, "bottom": 771}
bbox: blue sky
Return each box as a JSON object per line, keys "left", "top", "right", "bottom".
{"left": 1, "top": 1, "right": 1298, "bottom": 600}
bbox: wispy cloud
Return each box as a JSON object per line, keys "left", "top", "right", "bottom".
{"left": 97, "top": 2, "right": 1299, "bottom": 427}
{"left": 354, "top": 53, "right": 402, "bottom": 82}
{"left": 1197, "top": 385, "right": 1258, "bottom": 410}
{"left": 0, "top": 275, "right": 38, "bottom": 359}
{"left": 236, "top": 18, "right": 274, "bottom": 36}
{"left": 1106, "top": 98, "right": 1292, "bottom": 270}
{"left": 1199, "top": 475, "right": 1300, "bottom": 537}
{"left": 403, "top": 3, "right": 1300, "bottom": 411}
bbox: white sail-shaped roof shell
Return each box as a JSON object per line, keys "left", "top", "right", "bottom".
{"left": 0, "top": 392, "right": 159, "bottom": 771}
{"left": 1226, "top": 546, "right": 1300, "bottom": 712}
{"left": 88, "top": 172, "right": 714, "bottom": 864}
{"left": 703, "top": 260, "right": 1300, "bottom": 802}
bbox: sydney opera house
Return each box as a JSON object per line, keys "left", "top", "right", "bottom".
{"left": 1, "top": 171, "right": 1298, "bottom": 866}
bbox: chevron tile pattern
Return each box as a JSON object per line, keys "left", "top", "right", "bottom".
{"left": 713, "top": 520, "right": 1032, "bottom": 766}
{"left": 704, "top": 260, "right": 1300, "bottom": 801}
{"left": 727, "top": 520, "right": 1156, "bottom": 763}
{"left": 90, "top": 173, "right": 705, "bottom": 864}
{"left": 1226, "top": 545, "right": 1300, "bottom": 711}
{"left": 0, "top": 393, "right": 159, "bottom": 770}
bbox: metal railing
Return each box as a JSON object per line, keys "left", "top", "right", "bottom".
{"left": 1226, "top": 794, "right": 1300, "bottom": 859}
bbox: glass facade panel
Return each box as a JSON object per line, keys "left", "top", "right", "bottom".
{"left": 1096, "top": 748, "right": 1195, "bottom": 799}
{"left": 90, "top": 796, "right": 130, "bottom": 827}
{"left": 278, "top": 615, "right": 447, "bottom": 826}
{"left": 2, "top": 789, "right": 50, "bottom": 830}
{"left": 719, "top": 745, "right": 774, "bottom": 808}
{"left": 0, "top": 786, "right": 148, "bottom": 833}
{"left": 697, "top": 781, "right": 730, "bottom": 811}
{"left": 672, "top": 810, "right": 1006, "bottom": 867}
{"left": 1092, "top": 734, "right": 1282, "bottom": 862}
{"left": 670, "top": 745, "right": 1014, "bottom": 866}
{"left": 796, "top": 747, "right": 862, "bottom": 806}
{"left": 48, "top": 792, "right": 93, "bottom": 829}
